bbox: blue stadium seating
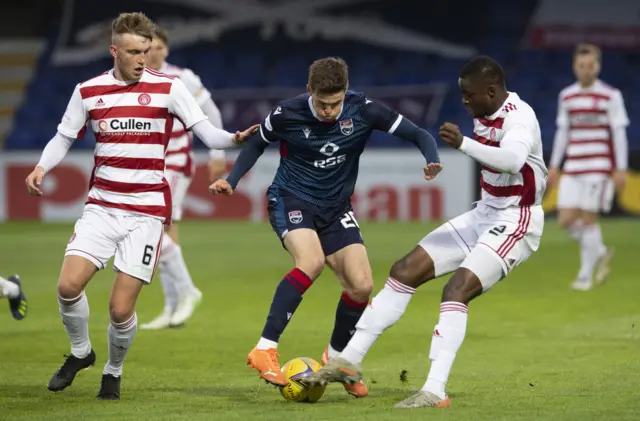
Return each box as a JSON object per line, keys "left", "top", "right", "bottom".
{"left": 5, "top": 2, "right": 640, "bottom": 151}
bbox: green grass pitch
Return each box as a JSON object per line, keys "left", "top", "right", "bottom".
{"left": 0, "top": 219, "right": 638, "bottom": 420}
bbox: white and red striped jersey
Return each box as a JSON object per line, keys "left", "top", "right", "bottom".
{"left": 160, "top": 62, "right": 215, "bottom": 176}
{"left": 473, "top": 92, "right": 547, "bottom": 208}
{"left": 553, "top": 80, "right": 629, "bottom": 177}
{"left": 57, "top": 68, "right": 208, "bottom": 222}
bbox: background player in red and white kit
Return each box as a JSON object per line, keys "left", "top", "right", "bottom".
{"left": 548, "top": 44, "right": 628, "bottom": 291}
{"left": 24, "top": 12, "right": 255, "bottom": 400}
{"left": 304, "top": 56, "right": 547, "bottom": 408}
{"left": 141, "top": 25, "right": 227, "bottom": 330}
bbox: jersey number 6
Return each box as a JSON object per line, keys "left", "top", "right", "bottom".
{"left": 488, "top": 225, "right": 507, "bottom": 236}
{"left": 142, "top": 245, "right": 155, "bottom": 266}
{"left": 340, "top": 211, "right": 360, "bottom": 229}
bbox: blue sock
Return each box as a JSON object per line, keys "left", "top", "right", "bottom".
{"left": 329, "top": 291, "right": 369, "bottom": 353}
{"left": 261, "top": 268, "right": 313, "bottom": 342}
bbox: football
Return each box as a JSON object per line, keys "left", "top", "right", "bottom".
{"left": 279, "top": 357, "right": 326, "bottom": 403}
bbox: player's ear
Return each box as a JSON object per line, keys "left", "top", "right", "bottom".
{"left": 487, "top": 85, "right": 495, "bottom": 99}
{"left": 109, "top": 44, "right": 117, "bottom": 59}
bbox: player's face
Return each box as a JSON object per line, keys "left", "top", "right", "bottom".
{"left": 110, "top": 33, "right": 151, "bottom": 82}
{"left": 147, "top": 38, "right": 168, "bottom": 71}
{"left": 309, "top": 90, "right": 346, "bottom": 122}
{"left": 459, "top": 77, "right": 492, "bottom": 117}
{"left": 573, "top": 54, "right": 600, "bottom": 85}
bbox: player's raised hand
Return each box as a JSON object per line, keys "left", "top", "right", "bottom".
{"left": 439, "top": 122, "right": 464, "bottom": 149}
{"left": 423, "top": 163, "right": 443, "bottom": 180}
{"left": 232, "top": 124, "right": 260, "bottom": 145}
{"left": 25, "top": 166, "right": 45, "bottom": 196}
{"left": 209, "top": 179, "right": 233, "bottom": 196}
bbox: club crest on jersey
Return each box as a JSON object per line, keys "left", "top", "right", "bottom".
{"left": 138, "top": 93, "right": 151, "bottom": 106}
{"left": 288, "top": 210, "right": 303, "bottom": 224}
{"left": 339, "top": 119, "right": 353, "bottom": 135}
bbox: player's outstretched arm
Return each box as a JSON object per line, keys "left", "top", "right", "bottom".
{"left": 170, "top": 77, "right": 256, "bottom": 149}
{"left": 440, "top": 122, "right": 530, "bottom": 174}
{"left": 224, "top": 132, "right": 269, "bottom": 190}
{"left": 26, "top": 132, "right": 74, "bottom": 195}
{"left": 363, "top": 99, "right": 441, "bottom": 178}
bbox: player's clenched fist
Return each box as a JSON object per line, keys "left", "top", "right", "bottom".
{"left": 423, "top": 163, "right": 443, "bottom": 180}
{"left": 25, "top": 166, "right": 45, "bottom": 196}
{"left": 232, "top": 124, "right": 260, "bottom": 145}
{"left": 439, "top": 122, "right": 464, "bottom": 149}
{"left": 209, "top": 179, "right": 233, "bottom": 196}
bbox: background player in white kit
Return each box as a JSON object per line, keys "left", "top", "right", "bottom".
{"left": 548, "top": 44, "right": 628, "bottom": 291}
{"left": 142, "top": 25, "right": 227, "bottom": 329}
{"left": 304, "top": 56, "right": 547, "bottom": 408}
{"left": 24, "top": 12, "right": 256, "bottom": 400}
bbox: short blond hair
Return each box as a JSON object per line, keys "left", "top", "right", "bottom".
{"left": 574, "top": 43, "right": 601, "bottom": 62}
{"left": 111, "top": 12, "right": 155, "bottom": 43}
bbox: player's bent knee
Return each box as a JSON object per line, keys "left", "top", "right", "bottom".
{"left": 389, "top": 246, "right": 435, "bottom": 288}
{"left": 295, "top": 256, "right": 325, "bottom": 280}
{"left": 109, "top": 303, "right": 135, "bottom": 324}
{"left": 441, "top": 268, "right": 483, "bottom": 304}
{"left": 344, "top": 278, "right": 373, "bottom": 302}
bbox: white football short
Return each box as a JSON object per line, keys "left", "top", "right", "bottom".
{"left": 419, "top": 204, "right": 544, "bottom": 292}
{"left": 166, "top": 169, "right": 193, "bottom": 222}
{"left": 556, "top": 175, "right": 614, "bottom": 214}
{"left": 65, "top": 204, "right": 164, "bottom": 283}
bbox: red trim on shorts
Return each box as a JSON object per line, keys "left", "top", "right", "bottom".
{"left": 599, "top": 179, "right": 607, "bottom": 212}
{"left": 150, "top": 231, "right": 164, "bottom": 281}
{"left": 496, "top": 206, "right": 531, "bottom": 258}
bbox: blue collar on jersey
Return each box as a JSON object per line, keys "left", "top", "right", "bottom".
{"left": 307, "top": 95, "right": 343, "bottom": 123}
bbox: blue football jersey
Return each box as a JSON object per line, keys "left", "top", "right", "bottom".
{"left": 259, "top": 91, "right": 402, "bottom": 207}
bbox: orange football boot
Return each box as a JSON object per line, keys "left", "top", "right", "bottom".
{"left": 246, "top": 347, "right": 288, "bottom": 387}
{"left": 321, "top": 347, "right": 369, "bottom": 398}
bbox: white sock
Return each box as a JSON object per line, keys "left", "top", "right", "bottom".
{"left": 578, "top": 224, "right": 607, "bottom": 280}
{"left": 326, "top": 344, "right": 340, "bottom": 360}
{"left": 160, "top": 234, "right": 198, "bottom": 299}
{"left": 58, "top": 292, "right": 92, "bottom": 359}
{"left": 0, "top": 276, "right": 19, "bottom": 299}
{"left": 567, "top": 220, "right": 584, "bottom": 242}
{"left": 256, "top": 337, "right": 278, "bottom": 350}
{"left": 158, "top": 261, "right": 179, "bottom": 315}
{"left": 340, "top": 277, "right": 415, "bottom": 365}
{"left": 104, "top": 313, "right": 137, "bottom": 377}
{"left": 422, "top": 302, "right": 468, "bottom": 400}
